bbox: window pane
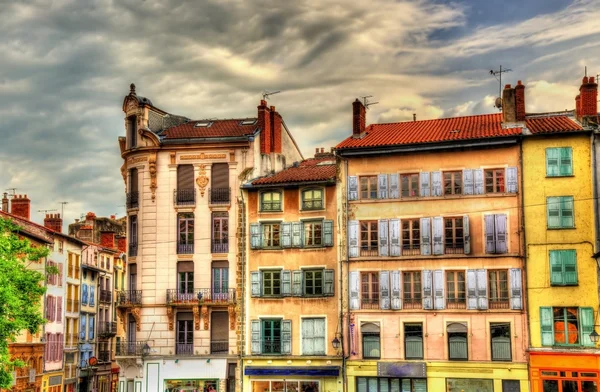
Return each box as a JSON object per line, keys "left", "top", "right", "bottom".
{"left": 363, "top": 334, "right": 380, "bottom": 358}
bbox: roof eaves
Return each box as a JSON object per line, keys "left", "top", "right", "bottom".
{"left": 245, "top": 178, "right": 336, "bottom": 189}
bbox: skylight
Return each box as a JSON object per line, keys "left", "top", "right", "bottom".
{"left": 194, "top": 121, "right": 212, "bottom": 128}
{"left": 240, "top": 119, "right": 257, "bottom": 126}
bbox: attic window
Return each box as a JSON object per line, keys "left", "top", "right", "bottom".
{"left": 450, "top": 129, "right": 460, "bottom": 133}
{"left": 194, "top": 121, "right": 213, "bottom": 128}
{"left": 317, "top": 160, "right": 335, "bottom": 166}
{"left": 240, "top": 119, "right": 257, "bottom": 126}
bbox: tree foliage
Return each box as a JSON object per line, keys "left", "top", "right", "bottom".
{"left": 0, "top": 217, "right": 50, "bottom": 389}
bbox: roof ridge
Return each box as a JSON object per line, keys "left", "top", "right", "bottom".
{"left": 371, "top": 112, "right": 501, "bottom": 127}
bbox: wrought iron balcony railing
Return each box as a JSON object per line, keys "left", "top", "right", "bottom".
{"left": 360, "top": 299, "right": 379, "bottom": 310}
{"left": 115, "top": 341, "right": 146, "bottom": 357}
{"left": 126, "top": 192, "right": 139, "bottom": 209}
{"left": 177, "top": 243, "right": 194, "bottom": 254}
{"left": 176, "top": 343, "right": 194, "bottom": 356}
{"left": 212, "top": 240, "right": 229, "bottom": 254}
{"left": 129, "top": 243, "right": 138, "bottom": 257}
{"left": 209, "top": 188, "right": 231, "bottom": 205}
{"left": 174, "top": 189, "right": 196, "bottom": 206}
{"left": 99, "top": 289, "right": 112, "bottom": 303}
{"left": 116, "top": 290, "right": 143, "bottom": 307}
{"left": 99, "top": 322, "right": 117, "bottom": 338}
{"left": 210, "top": 340, "right": 229, "bottom": 354}
{"left": 166, "top": 288, "right": 236, "bottom": 305}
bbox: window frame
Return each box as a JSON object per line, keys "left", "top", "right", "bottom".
{"left": 361, "top": 272, "right": 379, "bottom": 309}
{"left": 401, "top": 219, "right": 420, "bottom": 254}
{"left": 488, "top": 270, "right": 509, "bottom": 308}
{"left": 360, "top": 220, "right": 378, "bottom": 255}
{"left": 261, "top": 319, "right": 282, "bottom": 354}
{"left": 446, "top": 270, "right": 466, "bottom": 308}
{"left": 362, "top": 332, "right": 381, "bottom": 359}
{"left": 404, "top": 323, "right": 424, "bottom": 360}
{"left": 402, "top": 271, "right": 422, "bottom": 309}
{"left": 547, "top": 196, "right": 575, "bottom": 229}
{"left": 549, "top": 250, "right": 578, "bottom": 286}
{"left": 443, "top": 171, "right": 463, "bottom": 195}
{"left": 303, "top": 220, "right": 324, "bottom": 247}
{"left": 447, "top": 323, "right": 468, "bottom": 361}
{"left": 261, "top": 222, "right": 282, "bottom": 249}
{"left": 484, "top": 168, "right": 505, "bottom": 193}
{"left": 359, "top": 176, "right": 378, "bottom": 200}
{"left": 400, "top": 173, "right": 420, "bottom": 198}
{"left": 262, "top": 270, "right": 282, "bottom": 297}
{"left": 304, "top": 269, "right": 324, "bottom": 296}
{"left": 301, "top": 188, "right": 325, "bottom": 211}
{"left": 444, "top": 217, "right": 464, "bottom": 253}
{"left": 553, "top": 307, "right": 581, "bottom": 346}
{"left": 546, "top": 147, "right": 573, "bottom": 177}
{"left": 490, "top": 323, "right": 512, "bottom": 361}
{"left": 260, "top": 191, "right": 282, "bottom": 212}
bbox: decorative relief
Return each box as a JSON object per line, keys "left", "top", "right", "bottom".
{"left": 167, "top": 307, "right": 174, "bottom": 331}
{"left": 201, "top": 305, "right": 209, "bottom": 330}
{"left": 149, "top": 153, "right": 157, "bottom": 201}
{"left": 120, "top": 163, "right": 127, "bottom": 186}
{"left": 193, "top": 306, "right": 200, "bottom": 331}
{"left": 131, "top": 308, "right": 142, "bottom": 331}
{"left": 196, "top": 165, "right": 209, "bottom": 197}
{"left": 181, "top": 153, "right": 226, "bottom": 160}
{"left": 170, "top": 152, "right": 176, "bottom": 165}
{"left": 118, "top": 308, "right": 127, "bottom": 330}
{"left": 127, "top": 156, "right": 148, "bottom": 164}
{"left": 228, "top": 305, "right": 236, "bottom": 330}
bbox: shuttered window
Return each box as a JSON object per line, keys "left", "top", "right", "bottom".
{"left": 446, "top": 271, "right": 466, "bottom": 309}
{"left": 443, "top": 171, "right": 462, "bottom": 195}
{"left": 177, "top": 213, "right": 194, "bottom": 254}
{"left": 488, "top": 270, "right": 509, "bottom": 308}
{"left": 362, "top": 323, "right": 380, "bottom": 359}
{"left": 402, "top": 272, "right": 422, "bottom": 309}
{"left": 547, "top": 196, "right": 574, "bottom": 228}
{"left": 400, "top": 173, "right": 419, "bottom": 197}
{"left": 360, "top": 221, "right": 378, "bottom": 256}
{"left": 447, "top": 323, "right": 468, "bottom": 360}
{"left": 302, "top": 318, "right": 326, "bottom": 355}
{"left": 211, "top": 163, "right": 229, "bottom": 189}
{"left": 540, "top": 307, "right": 594, "bottom": 347}
{"left": 444, "top": 217, "right": 464, "bottom": 254}
{"left": 262, "top": 223, "right": 281, "bottom": 248}
{"left": 485, "top": 169, "right": 505, "bottom": 193}
{"left": 361, "top": 272, "right": 379, "bottom": 310}
{"left": 360, "top": 176, "right": 378, "bottom": 199}
{"left": 176, "top": 165, "right": 194, "bottom": 198}
{"left": 261, "top": 319, "right": 282, "bottom": 354}
{"left": 303, "top": 221, "right": 323, "bottom": 247}
{"left": 263, "top": 270, "right": 281, "bottom": 296}
{"left": 491, "top": 323, "right": 511, "bottom": 361}
{"left": 546, "top": 147, "right": 573, "bottom": 176}
{"left": 550, "top": 250, "right": 578, "bottom": 285}
{"left": 484, "top": 214, "right": 508, "bottom": 254}
{"left": 401, "top": 219, "right": 420, "bottom": 255}
{"left": 304, "top": 270, "right": 323, "bottom": 296}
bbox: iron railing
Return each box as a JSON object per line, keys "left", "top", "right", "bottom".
{"left": 176, "top": 343, "right": 194, "bottom": 356}
{"left": 360, "top": 299, "right": 379, "bottom": 310}
{"left": 98, "top": 351, "right": 111, "bottom": 363}
{"left": 261, "top": 338, "right": 282, "bottom": 355}
{"left": 210, "top": 340, "right": 229, "bottom": 354}
{"left": 403, "top": 298, "right": 423, "bottom": 309}
{"left": 489, "top": 298, "right": 510, "bottom": 309}
{"left": 129, "top": 243, "right": 138, "bottom": 257}
{"left": 99, "top": 290, "right": 112, "bottom": 303}
{"left": 444, "top": 245, "right": 465, "bottom": 254}
{"left": 174, "top": 189, "right": 195, "bottom": 206}
{"left": 177, "top": 243, "right": 194, "bottom": 254}
{"left": 99, "top": 322, "right": 117, "bottom": 337}
{"left": 447, "top": 298, "right": 467, "bottom": 309}
{"left": 115, "top": 341, "right": 145, "bottom": 356}
{"left": 126, "top": 192, "right": 139, "bottom": 209}
{"left": 212, "top": 240, "right": 229, "bottom": 254}
{"left": 401, "top": 247, "right": 421, "bottom": 256}
{"left": 209, "top": 188, "right": 231, "bottom": 204}
{"left": 116, "top": 290, "right": 143, "bottom": 306}
{"left": 166, "top": 288, "right": 236, "bottom": 305}
{"left": 360, "top": 248, "right": 379, "bottom": 257}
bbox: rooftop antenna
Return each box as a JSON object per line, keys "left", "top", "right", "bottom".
{"left": 59, "top": 201, "right": 69, "bottom": 218}
{"left": 262, "top": 90, "right": 281, "bottom": 100}
{"left": 38, "top": 209, "right": 57, "bottom": 215}
{"left": 361, "top": 95, "right": 379, "bottom": 110}
{"left": 5, "top": 188, "right": 17, "bottom": 197}
{"left": 490, "top": 65, "right": 512, "bottom": 111}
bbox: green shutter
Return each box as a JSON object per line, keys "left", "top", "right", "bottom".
{"left": 560, "top": 147, "right": 573, "bottom": 176}
{"left": 563, "top": 250, "right": 578, "bottom": 285}
{"left": 561, "top": 197, "right": 574, "bottom": 228}
{"left": 323, "top": 220, "right": 334, "bottom": 247}
{"left": 540, "top": 307, "right": 554, "bottom": 346}
{"left": 547, "top": 197, "right": 560, "bottom": 228}
{"left": 579, "top": 307, "right": 595, "bottom": 347}
{"left": 546, "top": 148, "right": 559, "bottom": 176}
{"left": 549, "top": 251, "right": 564, "bottom": 285}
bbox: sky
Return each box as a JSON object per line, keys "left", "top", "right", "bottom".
{"left": 1, "top": 0, "right": 599, "bottom": 230}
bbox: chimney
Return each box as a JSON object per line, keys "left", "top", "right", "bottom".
{"left": 110, "top": 215, "right": 116, "bottom": 220}
{"left": 1, "top": 193, "right": 8, "bottom": 212}
{"left": 352, "top": 99, "right": 366, "bottom": 138}
{"left": 116, "top": 236, "right": 127, "bottom": 254}
{"left": 515, "top": 80, "right": 526, "bottom": 121}
{"left": 11, "top": 194, "right": 30, "bottom": 220}
{"left": 413, "top": 113, "right": 416, "bottom": 122}
{"left": 579, "top": 75, "right": 598, "bottom": 121}
{"left": 270, "top": 107, "right": 282, "bottom": 154}
{"left": 258, "top": 100, "right": 272, "bottom": 154}
{"left": 85, "top": 212, "right": 96, "bottom": 224}
{"left": 44, "top": 213, "right": 63, "bottom": 233}
{"left": 502, "top": 84, "right": 517, "bottom": 123}
{"left": 100, "top": 231, "right": 116, "bottom": 249}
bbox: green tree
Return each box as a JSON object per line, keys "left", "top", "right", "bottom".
{"left": 0, "top": 217, "right": 50, "bottom": 389}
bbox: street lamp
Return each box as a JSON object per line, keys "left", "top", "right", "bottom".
{"left": 142, "top": 343, "right": 151, "bottom": 357}
{"left": 331, "top": 336, "right": 340, "bottom": 350}
{"left": 590, "top": 330, "right": 600, "bottom": 343}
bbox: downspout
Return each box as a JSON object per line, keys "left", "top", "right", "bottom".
{"left": 591, "top": 132, "right": 600, "bottom": 316}
{"left": 239, "top": 191, "right": 246, "bottom": 392}
{"left": 519, "top": 140, "right": 532, "bottom": 371}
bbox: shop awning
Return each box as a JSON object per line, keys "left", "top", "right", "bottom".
{"left": 245, "top": 367, "right": 340, "bottom": 377}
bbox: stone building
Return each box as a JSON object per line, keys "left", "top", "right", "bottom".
{"left": 69, "top": 213, "right": 126, "bottom": 245}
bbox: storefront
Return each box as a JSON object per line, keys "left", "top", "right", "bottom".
{"left": 165, "top": 379, "right": 219, "bottom": 392}
{"left": 530, "top": 352, "right": 600, "bottom": 392}
{"left": 427, "top": 362, "right": 528, "bottom": 392}
{"left": 347, "top": 361, "right": 427, "bottom": 392}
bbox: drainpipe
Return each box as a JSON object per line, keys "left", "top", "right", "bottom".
{"left": 519, "top": 140, "right": 532, "bottom": 372}
{"left": 591, "top": 132, "right": 600, "bottom": 313}
{"left": 239, "top": 191, "right": 246, "bottom": 392}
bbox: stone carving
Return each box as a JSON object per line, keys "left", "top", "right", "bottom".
{"left": 193, "top": 306, "right": 200, "bottom": 331}
{"left": 201, "top": 305, "right": 209, "bottom": 330}
{"left": 149, "top": 153, "right": 157, "bottom": 201}
{"left": 131, "top": 308, "right": 142, "bottom": 331}
{"left": 170, "top": 152, "right": 176, "bottom": 165}
{"left": 196, "top": 165, "right": 209, "bottom": 197}
{"left": 120, "top": 163, "right": 127, "bottom": 186}
{"left": 228, "top": 304, "right": 236, "bottom": 330}
{"left": 167, "top": 307, "right": 174, "bottom": 331}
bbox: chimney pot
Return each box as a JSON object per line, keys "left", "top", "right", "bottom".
{"left": 583, "top": 76, "right": 589, "bottom": 84}
{"left": 590, "top": 76, "right": 596, "bottom": 84}
{"left": 504, "top": 84, "right": 512, "bottom": 89}
{"left": 315, "top": 148, "right": 319, "bottom": 154}
{"left": 578, "top": 74, "right": 598, "bottom": 120}
{"left": 413, "top": 113, "right": 416, "bottom": 122}
{"left": 352, "top": 99, "right": 366, "bottom": 138}
{"left": 10, "top": 194, "right": 31, "bottom": 220}
{"left": 44, "top": 213, "right": 63, "bottom": 233}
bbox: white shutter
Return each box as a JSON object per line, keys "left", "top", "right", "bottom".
{"left": 349, "top": 271, "right": 360, "bottom": 310}
{"left": 431, "top": 171, "right": 442, "bottom": 196}
{"left": 292, "top": 271, "right": 303, "bottom": 296}
{"left": 379, "top": 271, "right": 390, "bottom": 310}
{"left": 466, "top": 270, "right": 478, "bottom": 310}
{"left": 389, "top": 174, "right": 400, "bottom": 199}
{"left": 390, "top": 271, "right": 401, "bottom": 310}
{"left": 348, "top": 176, "right": 358, "bottom": 201}
{"left": 251, "top": 271, "right": 262, "bottom": 297}
{"left": 292, "top": 222, "right": 302, "bottom": 248}
{"left": 474, "top": 169, "right": 484, "bottom": 195}
{"left": 379, "top": 219, "right": 389, "bottom": 257}
{"left": 281, "top": 222, "right": 292, "bottom": 248}
{"left": 433, "top": 270, "right": 445, "bottom": 310}
{"left": 420, "top": 172, "right": 431, "bottom": 197}
{"left": 510, "top": 268, "right": 523, "bottom": 310}
{"left": 463, "top": 215, "right": 470, "bottom": 254}
{"left": 281, "top": 270, "right": 292, "bottom": 296}
{"left": 495, "top": 214, "right": 508, "bottom": 253}
{"left": 432, "top": 217, "right": 444, "bottom": 255}
{"left": 250, "top": 223, "right": 261, "bottom": 249}
{"left": 422, "top": 270, "right": 433, "bottom": 310}
{"left": 378, "top": 174, "right": 388, "bottom": 199}
{"left": 462, "top": 169, "right": 474, "bottom": 195}
{"left": 251, "top": 320, "right": 261, "bottom": 354}
{"left": 348, "top": 220, "right": 359, "bottom": 258}
{"left": 506, "top": 167, "right": 518, "bottom": 193}
{"left": 485, "top": 215, "right": 496, "bottom": 253}
{"left": 420, "top": 218, "right": 431, "bottom": 256}
{"left": 389, "top": 219, "right": 401, "bottom": 256}
{"left": 477, "top": 269, "right": 488, "bottom": 310}
{"left": 282, "top": 320, "right": 292, "bottom": 354}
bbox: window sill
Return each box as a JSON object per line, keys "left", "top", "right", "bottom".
{"left": 550, "top": 284, "right": 579, "bottom": 287}
{"left": 259, "top": 210, "right": 283, "bottom": 214}
{"left": 546, "top": 175, "right": 574, "bottom": 178}
{"left": 300, "top": 208, "right": 326, "bottom": 213}
{"left": 547, "top": 227, "right": 576, "bottom": 230}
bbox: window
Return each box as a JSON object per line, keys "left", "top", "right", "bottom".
{"left": 546, "top": 147, "right": 573, "bottom": 177}
{"left": 447, "top": 323, "right": 468, "bottom": 360}
{"left": 488, "top": 270, "right": 509, "bottom": 309}
{"left": 402, "top": 271, "right": 422, "bottom": 309}
{"left": 129, "top": 216, "right": 138, "bottom": 257}
{"left": 127, "top": 116, "right": 137, "bottom": 149}
{"left": 444, "top": 217, "right": 464, "bottom": 254}
{"left": 58, "top": 241, "right": 64, "bottom": 254}
{"left": 212, "top": 212, "right": 229, "bottom": 253}
{"left": 361, "top": 272, "right": 379, "bottom": 309}
{"left": 547, "top": 196, "right": 574, "bottom": 228}
{"left": 360, "top": 176, "right": 378, "bottom": 199}
{"left": 88, "top": 316, "right": 95, "bottom": 340}
{"left": 404, "top": 324, "right": 423, "bottom": 359}
{"left": 360, "top": 221, "right": 378, "bottom": 256}
{"left": 261, "top": 191, "right": 282, "bottom": 211}
{"left": 263, "top": 270, "right": 281, "bottom": 296}
{"left": 81, "top": 284, "right": 88, "bottom": 305}
{"left": 262, "top": 319, "right": 282, "bottom": 354}
{"left": 304, "top": 221, "right": 323, "bottom": 247}
{"left": 362, "top": 323, "right": 381, "bottom": 359}
{"left": 485, "top": 169, "right": 505, "bottom": 193}
{"left": 178, "top": 271, "right": 194, "bottom": 294}
{"left": 400, "top": 173, "right": 419, "bottom": 197}
{"left": 89, "top": 285, "right": 95, "bottom": 306}
{"left": 176, "top": 165, "right": 195, "bottom": 205}
{"left": 540, "top": 307, "right": 594, "bottom": 347}
{"left": 176, "top": 313, "right": 193, "bottom": 355}
{"left": 491, "top": 323, "right": 511, "bottom": 361}
{"left": 212, "top": 264, "right": 229, "bottom": 300}
{"left": 356, "top": 378, "right": 427, "bottom": 392}
{"left": 401, "top": 219, "right": 420, "bottom": 255}
{"left": 444, "top": 171, "right": 462, "bottom": 195}
{"left": 262, "top": 223, "right": 281, "bottom": 248}
{"left": 302, "top": 318, "right": 326, "bottom": 355}
{"left": 304, "top": 270, "right": 323, "bottom": 296}
{"left": 210, "top": 163, "right": 230, "bottom": 204}
{"left": 555, "top": 307, "right": 580, "bottom": 345}
{"left": 446, "top": 271, "right": 466, "bottom": 308}
{"left": 302, "top": 188, "right": 324, "bottom": 210}
{"left": 550, "top": 250, "right": 578, "bottom": 286}
{"left": 177, "top": 213, "right": 194, "bottom": 254}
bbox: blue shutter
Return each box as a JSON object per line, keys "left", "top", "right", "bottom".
{"left": 349, "top": 271, "right": 360, "bottom": 310}
{"left": 477, "top": 269, "right": 488, "bottom": 310}
{"left": 281, "top": 222, "right": 292, "bottom": 248}
{"left": 390, "top": 271, "right": 401, "bottom": 310}
{"left": 250, "top": 223, "right": 261, "bottom": 249}
{"left": 281, "top": 270, "right": 292, "bottom": 296}
{"left": 292, "top": 222, "right": 302, "bottom": 247}
{"left": 546, "top": 148, "right": 559, "bottom": 176}
{"left": 389, "top": 219, "right": 401, "bottom": 256}
{"left": 324, "top": 269, "right": 334, "bottom": 296}
{"left": 432, "top": 217, "right": 444, "bottom": 255}
{"left": 323, "top": 220, "right": 334, "bottom": 247}
{"left": 80, "top": 316, "right": 86, "bottom": 340}
{"left": 251, "top": 271, "right": 262, "bottom": 297}
{"left": 420, "top": 218, "right": 431, "bottom": 256}
{"left": 422, "top": 270, "right": 433, "bottom": 310}
{"left": 474, "top": 169, "right": 484, "bottom": 195}
{"left": 348, "top": 220, "right": 359, "bottom": 258}
{"left": 506, "top": 167, "right": 518, "bottom": 193}
{"left": 419, "top": 172, "right": 430, "bottom": 197}
{"left": 389, "top": 174, "right": 400, "bottom": 199}
{"left": 379, "top": 219, "right": 389, "bottom": 257}
{"left": 348, "top": 176, "right": 358, "bottom": 201}
{"left": 292, "top": 271, "right": 303, "bottom": 296}
{"left": 282, "top": 320, "right": 292, "bottom": 354}
{"left": 378, "top": 174, "right": 388, "bottom": 199}
{"left": 580, "top": 307, "right": 595, "bottom": 347}
{"left": 560, "top": 147, "right": 573, "bottom": 176}
{"left": 463, "top": 215, "right": 470, "bottom": 254}
{"left": 466, "top": 270, "right": 477, "bottom": 310}
{"left": 462, "top": 169, "right": 474, "bottom": 195}
{"left": 82, "top": 284, "right": 88, "bottom": 305}
{"left": 379, "top": 271, "right": 390, "bottom": 310}
{"left": 433, "top": 270, "right": 445, "bottom": 310}
{"left": 510, "top": 268, "right": 522, "bottom": 310}
{"left": 549, "top": 251, "right": 563, "bottom": 285}
{"left": 89, "top": 316, "right": 94, "bottom": 340}
{"left": 89, "top": 286, "right": 95, "bottom": 306}
{"left": 431, "top": 172, "right": 442, "bottom": 196}
{"left": 540, "top": 307, "right": 554, "bottom": 346}
{"left": 251, "top": 320, "right": 261, "bottom": 354}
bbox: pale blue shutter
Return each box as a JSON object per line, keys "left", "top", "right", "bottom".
{"left": 462, "top": 169, "right": 474, "bottom": 195}
{"left": 510, "top": 268, "right": 522, "bottom": 310}
{"left": 431, "top": 171, "right": 442, "bottom": 196}
{"left": 89, "top": 286, "right": 95, "bottom": 306}
{"left": 420, "top": 218, "right": 431, "bottom": 256}
{"left": 251, "top": 271, "right": 262, "bottom": 297}
{"left": 250, "top": 223, "right": 261, "bottom": 249}
{"left": 389, "top": 219, "right": 401, "bottom": 256}
{"left": 506, "top": 167, "right": 518, "bottom": 193}
{"left": 477, "top": 269, "right": 488, "bottom": 310}
{"left": 495, "top": 214, "right": 507, "bottom": 253}
{"left": 466, "top": 270, "right": 478, "bottom": 310}
{"left": 474, "top": 169, "right": 484, "bottom": 195}
{"left": 420, "top": 172, "right": 430, "bottom": 197}
{"left": 547, "top": 197, "right": 560, "bottom": 228}
{"left": 580, "top": 307, "right": 595, "bottom": 347}
{"left": 379, "top": 271, "right": 390, "bottom": 310}
{"left": 282, "top": 320, "right": 292, "bottom": 354}
{"left": 389, "top": 174, "right": 399, "bottom": 199}
{"left": 281, "top": 270, "right": 292, "bottom": 296}
{"left": 379, "top": 219, "right": 389, "bottom": 257}
{"left": 433, "top": 270, "right": 445, "bottom": 310}
{"left": 378, "top": 174, "right": 388, "bottom": 199}
{"left": 292, "top": 271, "right": 303, "bottom": 296}
{"left": 323, "top": 220, "right": 333, "bottom": 247}
{"left": 281, "top": 222, "right": 292, "bottom": 248}
{"left": 463, "top": 215, "right": 470, "bottom": 254}
{"left": 546, "top": 149, "right": 559, "bottom": 176}
{"left": 540, "top": 307, "right": 554, "bottom": 346}
{"left": 313, "top": 319, "right": 326, "bottom": 354}
{"left": 560, "top": 148, "right": 573, "bottom": 176}
{"left": 324, "top": 269, "right": 334, "bottom": 296}
{"left": 348, "top": 176, "right": 358, "bottom": 201}
{"left": 563, "top": 250, "right": 578, "bottom": 285}
{"left": 432, "top": 217, "right": 444, "bottom": 255}
{"left": 349, "top": 271, "right": 360, "bottom": 310}
{"left": 390, "top": 271, "right": 401, "bottom": 310}
{"left": 292, "top": 222, "right": 302, "bottom": 247}
{"left": 422, "top": 270, "right": 433, "bottom": 310}
{"left": 485, "top": 215, "right": 496, "bottom": 253}
{"left": 549, "top": 251, "right": 564, "bottom": 285}
{"left": 561, "top": 197, "right": 574, "bottom": 228}
{"left": 82, "top": 284, "right": 88, "bottom": 305}
{"left": 348, "top": 220, "right": 359, "bottom": 258}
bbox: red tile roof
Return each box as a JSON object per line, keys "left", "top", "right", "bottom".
{"left": 162, "top": 119, "right": 257, "bottom": 139}
{"left": 250, "top": 157, "right": 336, "bottom": 186}
{"left": 525, "top": 115, "right": 583, "bottom": 134}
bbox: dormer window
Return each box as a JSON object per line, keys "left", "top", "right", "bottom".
{"left": 128, "top": 116, "right": 137, "bottom": 149}
{"left": 260, "top": 191, "right": 282, "bottom": 212}
{"left": 194, "top": 121, "right": 212, "bottom": 128}
{"left": 302, "top": 188, "right": 324, "bottom": 210}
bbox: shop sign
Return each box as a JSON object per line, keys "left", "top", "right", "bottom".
{"left": 446, "top": 378, "right": 493, "bottom": 392}
{"left": 377, "top": 362, "right": 426, "bottom": 378}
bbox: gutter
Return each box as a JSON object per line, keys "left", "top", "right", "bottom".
{"left": 161, "top": 136, "right": 252, "bottom": 145}
{"left": 242, "top": 179, "right": 336, "bottom": 189}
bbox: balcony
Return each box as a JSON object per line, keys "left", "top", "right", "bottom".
{"left": 261, "top": 338, "right": 282, "bottom": 355}
{"left": 401, "top": 247, "right": 421, "bottom": 256}
{"left": 126, "top": 192, "right": 139, "bottom": 209}
{"left": 177, "top": 243, "right": 194, "bottom": 255}
{"left": 116, "top": 290, "right": 143, "bottom": 307}
{"left": 115, "top": 341, "right": 145, "bottom": 357}
{"left": 166, "top": 288, "right": 236, "bottom": 305}
{"left": 209, "top": 188, "right": 230, "bottom": 205}
{"left": 174, "top": 189, "right": 196, "bottom": 207}
{"left": 361, "top": 299, "right": 379, "bottom": 310}
{"left": 403, "top": 298, "right": 422, "bottom": 310}
{"left": 446, "top": 298, "right": 467, "bottom": 309}
{"left": 489, "top": 298, "right": 510, "bottom": 309}
{"left": 212, "top": 240, "right": 229, "bottom": 254}
{"left": 360, "top": 248, "right": 378, "bottom": 257}
{"left": 99, "top": 322, "right": 117, "bottom": 338}
{"left": 210, "top": 340, "right": 229, "bottom": 354}
{"left": 99, "top": 290, "right": 112, "bottom": 304}
{"left": 129, "top": 243, "right": 138, "bottom": 257}
{"left": 176, "top": 343, "right": 194, "bottom": 356}
{"left": 98, "top": 351, "right": 111, "bottom": 363}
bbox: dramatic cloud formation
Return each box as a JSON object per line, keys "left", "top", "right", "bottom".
{"left": 0, "top": 0, "right": 599, "bottom": 228}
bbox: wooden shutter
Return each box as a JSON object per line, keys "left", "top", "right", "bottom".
{"left": 348, "top": 220, "right": 359, "bottom": 258}
{"left": 506, "top": 167, "right": 518, "bottom": 193}
{"left": 390, "top": 270, "right": 401, "bottom": 310}
{"left": 211, "top": 163, "right": 229, "bottom": 189}
{"left": 281, "top": 222, "right": 292, "bottom": 248}
{"left": 466, "top": 270, "right": 478, "bottom": 310}
{"left": 431, "top": 171, "right": 442, "bottom": 196}
{"left": 433, "top": 270, "right": 445, "bottom": 310}
{"left": 462, "top": 169, "right": 474, "bottom": 195}
{"left": 389, "top": 174, "right": 399, "bottom": 199}
{"left": 509, "top": 268, "right": 522, "bottom": 310}
{"left": 420, "top": 172, "right": 431, "bottom": 197}
{"left": 281, "top": 270, "right": 292, "bottom": 296}
{"left": 378, "top": 174, "right": 388, "bottom": 199}
{"left": 389, "top": 219, "right": 401, "bottom": 256}
{"left": 485, "top": 215, "right": 496, "bottom": 253}
{"left": 129, "top": 168, "right": 138, "bottom": 193}
{"left": 422, "top": 270, "right": 433, "bottom": 310}
{"left": 546, "top": 148, "right": 559, "bottom": 176}
{"left": 560, "top": 148, "right": 573, "bottom": 176}
{"left": 540, "top": 307, "right": 554, "bottom": 346}
{"left": 378, "top": 219, "right": 389, "bottom": 257}
{"left": 177, "top": 165, "right": 194, "bottom": 190}
{"left": 251, "top": 272, "right": 262, "bottom": 297}
{"left": 349, "top": 271, "right": 360, "bottom": 310}
{"left": 211, "top": 312, "right": 229, "bottom": 343}
{"left": 561, "top": 197, "right": 574, "bottom": 228}
{"left": 474, "top": 169, "right": 484, "bottom": 194}
{"left": 379, "top": 271, "right": 390, "bottom": 310}
{"left": 547, "top": 197, "right": 561, "bottom": 228}
{"left": 56, "top": 297, "right": 62, "bottom": 323}
{"left": 251, "top": 320, "right": 261, "bottom": 354}
{"left": 292, "top": 222, "right": 302, "bottom": 248}
{"left": 420, "top": 218, "right": 431, "bottom": 256}
{"left": 324, "top": 269, "right": 334, "bottom": 296}
{"left": 580, "top": 307, "right": 595, "bottom": 347}
{"left": 476, "top": 269, "right": 488, "bottom": 310}
{"left": 563, "top": 250, "right": 578, "bottom": 285}
{"left": 549, "top": 251, "right": 563, "bottom": 285}
{"left": 250, "top": 223, "right": 261, "bottom": 249}
{"left": 463, "top": 215, "right": 470, "bottom": 254}
{"left": 292, "top": 271, "right": 303, "bottom": 296}
{"left": 495, "top": 214, "right": 507, "bottom": 253}
{"left": 323, "top": 220, "right": 334, "bottom": 247}
{"left": 281, "top": 320, "right": 292, "bottom": 354}
{"left": 432, "top": 217, "right": 444, "bottom": 255}
{"left": 348, "top": 176, "right": 358, "bottom": 201}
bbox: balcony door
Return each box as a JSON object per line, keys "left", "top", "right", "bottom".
{"left": 176, "top": 165, "right": 194, "bottom": 204}
{"left": 210, "top": 311, "right": 229, "bottom": 354}
{"left": 212, "top": 262, "right": 229, "bottom": 301}
{"left": 176, "top": 313, "right": 193, "bottom": 355}
{"left": 262, "top": 319, "right": 282, "bottom": 354}
{"left": 177, "top": 261, "right": 194, "bottom": 301}
{"left": 127, "top": 314, "right": 136, "bottom": 355}
{"left": 212, "top": 213, "right": 229, "bottom": 253}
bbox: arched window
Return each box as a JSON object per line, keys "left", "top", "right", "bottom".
{"left": 447, "top": 322, "right": 468, "bottom": 360}
{"left": 361, "top": 322, "right": 380, "bottom": 359}
{"left": 301, "top": 188, "right": 324, "bottom": 210}
{"left": 260, "top": 191, "right": 282, "bottom": 211}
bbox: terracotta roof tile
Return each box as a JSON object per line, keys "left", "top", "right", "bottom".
{"left": 525, "top": 115, "right": 583, "bottom": 134}
{"left": 251, "top": 157, "right": 336, "bottom": 186}
{"left": 162, "top": 119, "right": 258, "bottom": 139}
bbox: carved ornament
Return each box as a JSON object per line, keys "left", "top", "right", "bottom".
{"left": 127, "top": 156, "right": 148, "bottom": 164}
{"left": 180, "top": 153, "right": 227, "bottom": 160}
{"left": 167, "top": 307, "right": 174, "bottom": 331}
{"left": 170, "top": 152, "right": 176, "bottom": 165}
{"left": 201, "top": 305, "right": 209, "bottom": 330}
{"left": 131, "top": 308, "right": 142, "bottom": 331}
{"left": 120, "top": 163, "right": 127, "bottom": 186}
{"left": 228, "top": 304, "right": 236, "bottom": 330}
{"left": 193, "top": 306, "right": 200, "bottom": 331}
{"left": 148, "top": 153, "right": 157, "bottom": 201}
{"left": 196, "top": 165, "right": 209, "bottom": 197}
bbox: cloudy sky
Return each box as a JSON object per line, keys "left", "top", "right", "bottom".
{"left": 1, "top": 0, "right": 599, "bottom": 229}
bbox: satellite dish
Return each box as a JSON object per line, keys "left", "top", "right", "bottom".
{"left": 494, "top": 97, "right": 502, "bottom": 109}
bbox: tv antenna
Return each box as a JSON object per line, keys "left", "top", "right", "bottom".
{"left": 262, "top": 90, "right": 281, "bottom": 100}
{"left": 490, "top": 65, "right": 512, "bottom": 110}
{"left": 38, "top": 209, "right": 57, "bottom": 215}
{"left": 5, "top": 188, "right": 17, "bottom": 197}
{"left": 59, "top": 201, "right": 69, "bottom": 218}
{"left": 361, "top": 95, "right": 379, "bottom": 110}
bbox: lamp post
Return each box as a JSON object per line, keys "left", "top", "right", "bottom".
{"left": 331, "top": 337, "right": 340, "bottom": 350}
{"left": 142, "top": 343, "right": 151, "bottom": 357}
{"left": 590, "top": 329, "right": 600, "bottom": 343}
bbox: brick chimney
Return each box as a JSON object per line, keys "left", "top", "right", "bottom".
{"left": 1, "top": 193, "right": 8, "bottom": 212}
{"left": 116, "top": 236, "right": 127, "bottom": 253}
{"left": 515, "top": 80, "right": 526, "bottom": 121}
{"left": 578, "top": 76, "right": 598, "bottom": 122}
{"left": 258, "top": 100, "right": 272, "bottom": 154}
{"left": 352, "top": 99, "right": 366, "bottom": 138}
{"left": 270, "top": 107, "right": 282, "bottom": 154}
{"left": 100, "top": 231, "right": 115, "bottom": 249}
{"left": 11, "top": 194, "right": 30, "bottom": 220}
{"left": 44, "top": 213, "right": 63, "bottom": 233}
{"left": 502, "top": 84, "right": 517, "bottom": 123}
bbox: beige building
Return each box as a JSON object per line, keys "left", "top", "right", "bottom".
{"left": 116, "top": 84, "right": 302, "bottom": 392}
